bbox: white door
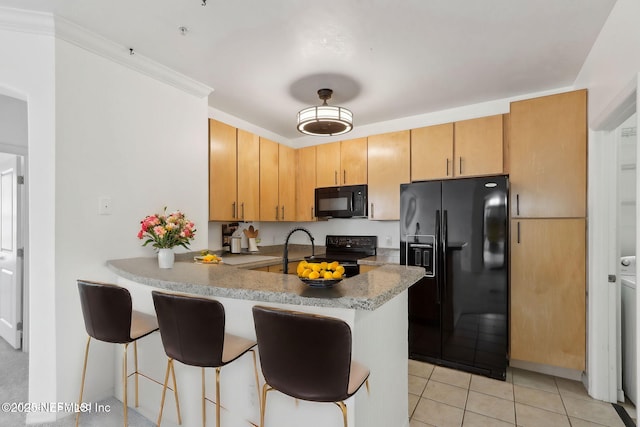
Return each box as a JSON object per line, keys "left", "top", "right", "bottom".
{"left": 0, "top": 155, "right": 22, "bottom": 349}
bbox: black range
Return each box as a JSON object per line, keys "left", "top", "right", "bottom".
{"left": 306, "top": 235, "right": 377, "bottom": 278}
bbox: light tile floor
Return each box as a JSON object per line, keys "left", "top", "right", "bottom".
{"left": 408, "top": 359, "right": 637, "bottom": 427}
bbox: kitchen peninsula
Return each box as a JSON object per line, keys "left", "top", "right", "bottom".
{"left": 107, "top": 254, "right": 424, "bottom": 427}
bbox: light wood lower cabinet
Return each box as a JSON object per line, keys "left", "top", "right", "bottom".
{"left": 251, "top": 263, "right": 298, "bottom": 274}
{"left": 359, "top": 265, "right": 378, "bottom": 274}
{"left": 510, "top": 218, "right": 586, "bottom": 371}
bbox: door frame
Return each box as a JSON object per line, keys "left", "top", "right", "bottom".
{"left": 588, "top": 74, "right": 639, "bottom": 402}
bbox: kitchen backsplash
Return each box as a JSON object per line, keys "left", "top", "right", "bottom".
{"left": 208, "top": 218, "right": 399, "bottom": 250}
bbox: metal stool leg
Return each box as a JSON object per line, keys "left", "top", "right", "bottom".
{"left": 75, "top": 336, "right": 91, "bottom": 427}
{"left": 201, "top": 368, "right": 206, "bottom": 427}
{"left": 215, "top": 367, "right": 221, "bottom": 427}
{"left": 171, "top": 359, "right": 182, "bottom": 424}
{"left": 335, "top": 401, "right": 348, "bottom": 427}
{"left": 123, "top": 343, "right": 129, "bottom": 427}
{"left": 134, "top": 341, "right": 139, "bottom": 408}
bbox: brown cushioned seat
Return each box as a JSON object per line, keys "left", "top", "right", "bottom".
{"left": 76, "top": 280, "right": 159, "bottom": 427}
{"left": 252, "top": 305, "right": 370, "bottom": 427}
{"left": 152, "top": 291, "right": 260, "bottom": 427}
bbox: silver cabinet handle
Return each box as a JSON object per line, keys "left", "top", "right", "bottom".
{"left": 275, "top": 206, "right": 279, "bottom": 221}
{"left": 516, "top": 194, "right": 520, "bottom": 216}
{"left": 232, "top": 202, "right": 236, "bottom": 218}
{"left": 371, "top": 203, "right": 374, "bottom": 219}
{"left": 459, "top": 157, "right": 463, "bottom": 174}
{"left": 311, "top": 207, "right": 314, "bottom": 220}
{"left": 241, "top": 202, "right": 245, "bottom": 220}
{"left": 446, "top": 159, "right": 450, "bottom": 176}
{"left": 334, "top": 170, "right": 338, "bottom": 185}
{"left": 517, "top": 221, "right": 521, "bottom": 244}
{"left": 281, "top": 206, "right": 285, "bottom": 221}
{"left": 343, "top": 169, "right": 347, "bottom": 184}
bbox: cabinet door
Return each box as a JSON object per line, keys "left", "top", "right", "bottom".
{"left": 411, "top": 123, "right": 454, "bottom": 181}
{"left": 454, "top": 115, "right": 503, "bottom": 177}
{"left": 259, "top": 138, "right": 279, "bottom": 221}
{"left": 510, "top": 218, "right": 586, "bottom": 370}
{"left": 367, "top": 130, "right": 410, "bottom": 220}
{"left": 209, "top": 119, "right": 237, "bottom": 221}
{"left": 510, "top": 90, "right": 587, "bottom": 218}
{"left": 316, "top": 142, "right": 341, "bottom": 187}
{"left": 278, "top": 144, "right": 296, "bottom": 221}
{"left": 296, "top": 146, "right": 316, "bottom": 221}
{"left": 237, "top": 129, "right": 260, "bottom": 221}
{"left": 340, "top": 137, "right": 367, "bottom": 185}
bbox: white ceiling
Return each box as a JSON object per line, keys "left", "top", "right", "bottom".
{"left": 0, "top": 0, "right": 617, "bottom": 141}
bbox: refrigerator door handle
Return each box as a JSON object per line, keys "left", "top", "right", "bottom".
{"left": 442, "top": 210, "right": 448, "bottom": 302}
{"left": 435, "top": 210, "right": 441, "bottom": 303}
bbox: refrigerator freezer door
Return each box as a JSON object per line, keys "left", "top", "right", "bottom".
{"left": 402, "top": 181, "right": 443, "bottom": 361}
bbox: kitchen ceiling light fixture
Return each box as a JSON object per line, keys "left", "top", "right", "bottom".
{"left": 297, "top": 88, "right": 353, "bottom": 136}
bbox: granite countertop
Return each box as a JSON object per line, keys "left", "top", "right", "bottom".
{"left": 107, "top": 253, "right": 423, "bottom": 311}
{"left": 358, "top": 248, "right": 400, "bottom": 266}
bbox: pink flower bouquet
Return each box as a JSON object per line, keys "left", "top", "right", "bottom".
{"left": 138, "top": 207, "right": 196, "bottom": 249}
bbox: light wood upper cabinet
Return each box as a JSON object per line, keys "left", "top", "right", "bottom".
{"left": 316, "top": 138, "right": 367, "bottom": 187}
{"left": 340, "top": 137, "right": 367, "bottom": 185}
{"left": 509, "top": 90, "right": 587, "bottom": 218}
{"left": 411, "top": 123, "right": 454, "bottom": 181}
{"left": 259, "top": 138, "right": 296, "bottom": 222}
{"left": 278, "top": 144, "right": 296, "bottom": 221}
{"left": 236, "top": 129, "right": 260, "bottom": 221}
{"left": 367, "top": 130, "right": 410, "bottom": 220}
{"left": 316, "top": 142, "right": 341, "bottom": 187}
{"left": 209, "top": 119, "right": 237, "bottom": 221}
{"left": 259, "top": 138, "right": 279, "bottom": 221}
{"left": 454, "top": 114, "right": 504, "bottom": 177}
{"left": 296, "top": 146, "right": 316, "bottom": 221}
{"left": 510, "top": 218, "right": 586, "bottom": 370}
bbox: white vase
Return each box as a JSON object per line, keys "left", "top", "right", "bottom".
{"left": 158, "top": 248, "right": 175, "bottom": 269}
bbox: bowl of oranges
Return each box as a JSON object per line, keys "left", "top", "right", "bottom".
{"left": 296, "top": 260, "right": 345, "bottom": 288}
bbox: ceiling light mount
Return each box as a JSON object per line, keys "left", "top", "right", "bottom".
{"left": 297, "top": 88, "right": 353, "bottom": 136}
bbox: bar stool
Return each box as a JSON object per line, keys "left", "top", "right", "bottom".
{"left": 76, "top": 280, "right": 159, "bottom": 427}
{"left": 252, "top": 305, "right": 370, "bottom": 427}
{"left": 152, "top": 291, "right": 260, "bottom": 427}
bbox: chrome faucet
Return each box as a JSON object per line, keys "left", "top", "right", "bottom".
{"left": 283, "top": 227, "right": 315, "bottom": 274}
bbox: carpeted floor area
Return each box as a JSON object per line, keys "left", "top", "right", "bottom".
{"left": 0, "top": 338, "right": 155, "bottom": 427}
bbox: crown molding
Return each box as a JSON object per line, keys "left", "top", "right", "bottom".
{"left": 0, "top": 7, "right": 55, "bottom": 35}
{"left": 55, "top": 17, "right": 213, "bottom": 98}
{"left": 0, "top": 8, "right": 213, "bottom": 98}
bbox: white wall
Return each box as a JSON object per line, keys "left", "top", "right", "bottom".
{"left": 572, "top": 0, "right": 640, "bottom": 401}
{"left": 574, "top": 0, "right": 640, "bottom": 124}
{"left": 0, "top": 9, "right": 57, "bottom": 424}
{"left": 0, "top": 94, "right": 27, "bottom": 149}
{"left": 54, "top": 37, "right": 209, "bottom": 413}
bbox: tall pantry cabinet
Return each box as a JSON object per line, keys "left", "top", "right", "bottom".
{"left": 509, "top": 89, "right": 587, "bottom": 371}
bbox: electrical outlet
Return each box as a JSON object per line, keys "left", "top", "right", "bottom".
{"left": 385, "top": 235, "right": 392, "bottom": 246}
{"left": 98, "top": 196, "right": 112, "bottom": 215}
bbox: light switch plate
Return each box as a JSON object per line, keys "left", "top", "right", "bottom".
{"left": 98, "top": 196, "right": 112, "bottom": 215}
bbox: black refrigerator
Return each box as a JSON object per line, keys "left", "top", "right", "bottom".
{"left": 400, "top": 175, "right": 508, "bottom": 380}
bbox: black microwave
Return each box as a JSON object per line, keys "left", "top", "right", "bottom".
{"left": 315, "top": 185, "right": 367, "bottom": 218}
